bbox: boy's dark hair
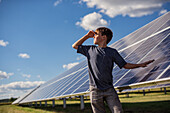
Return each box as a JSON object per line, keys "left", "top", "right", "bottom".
{"left": 96, "top": 27, "right": 113, "bottom": 44}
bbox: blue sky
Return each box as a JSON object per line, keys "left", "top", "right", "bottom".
{"left": 0, "top": 0, "right": 170, "bottom": 99}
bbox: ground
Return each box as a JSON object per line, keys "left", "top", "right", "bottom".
{"left": 0, "top": 87, "right": 170, "bottom": 113}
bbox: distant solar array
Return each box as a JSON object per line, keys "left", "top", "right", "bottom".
{"left": 13, "top": 12, "right": 170, "bottom": 105}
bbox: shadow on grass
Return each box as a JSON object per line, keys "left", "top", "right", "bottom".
{"left": 122, "top": 100, "right": 170, "bottom": 113}
{"left": 20, "top": 103, "right": 93, "bottom": 113}
{"left": 0, "top": 102, "right": 12, "bottom": 106}
{"left": 19, "top": 100, "right": 170, "bottom": 113}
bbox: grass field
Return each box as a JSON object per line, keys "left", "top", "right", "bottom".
{"left": 0, "top": 87, "right": 170, "bottom": 113}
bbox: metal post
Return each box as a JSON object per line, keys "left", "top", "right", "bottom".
{"left": 63, "top": 98, "right": 66, "bottom": 108}
{"left": 39, "top": 101, "right": 41, "bottom": 107}
{"left": 160, "top": 88, "right": 162, "bottom": 91}
{"left": 80, "top": 95, "right": 84, "bottom": 110}
{"left": 143, "top": 90, "right": 145, "bottom": 96}
{"left": 35, "top": 102, "right": 37, "bottom": 107}
{"left": 29, "top": 103, "right": 31, "bottom": 106}
{"left": 45, "top": 101, "right": 47, "bottom": 107}
{"left": 52, "top": 99, "right": 55, "bottom": 107}
{"left": 126, "top": 92, "right": 129, "bottom": 98}
{"left": 164, "top": 87, "right": 167, "bottom": 94}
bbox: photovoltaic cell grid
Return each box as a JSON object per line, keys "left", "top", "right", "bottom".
{"left": 13, "top": 12, "right": 170, "bottom": 104}
{"left": 112, "top": 29, "right": 170, "bottom": 87}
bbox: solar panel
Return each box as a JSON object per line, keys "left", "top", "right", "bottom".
{"left": 121, "top": 83, "right": 170, "bottom": 93}
{"left": 13, "top": 12, "right": 170, "bottom": 105}
{"left": 12, "top": 85, "right": 40, "bottom": 104}
{"left": 114, "top": 29, "right": 170, "bottom": 86}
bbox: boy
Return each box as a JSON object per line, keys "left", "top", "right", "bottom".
{"left": 72, "top": 27, "right": 154, "bottom": 113}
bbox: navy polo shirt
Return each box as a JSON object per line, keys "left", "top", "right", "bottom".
{"left": 77, "top": 45, "right": 127, "bottom": 90}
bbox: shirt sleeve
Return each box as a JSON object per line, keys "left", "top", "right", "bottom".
{"left": 113, "top": 49, "right": 127, "bottom": 69}
{"left": 77, "top": 45, "right": 91, "bottom": 57}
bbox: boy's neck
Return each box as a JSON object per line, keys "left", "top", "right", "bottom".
{"left": 98, "top": 43, "right": 107, "bottom": 48}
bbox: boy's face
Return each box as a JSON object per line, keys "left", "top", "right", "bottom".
{"left": 93, "top": 30, "right": 106, "bottom": 45}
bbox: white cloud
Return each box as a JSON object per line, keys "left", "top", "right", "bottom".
{"left": 77, "top": 56, "right": 85, "bottom": 60}
{"left": 63, "top": 62, "right": 79, "bottom": 70}
{"left": 0, "top": 40, "right": 9, "bottom": 47}
{"left": 0, "top": 94, "right": 14, "bottom": 99}
{"left": 0, "top": 81, "right": 45, "bottom": 99}
{"left": 37, "top": 75, "right": 42, "bottom": 80}
{"left": 22, "top": 74, "right": 31, "bottom": 78}
{"left": 37, "top": 75, "right": 41, "bottom": 78}
{"left": 18, "top": 53, "right": 30, "bottom": 59}
{"left": 80, "top": 0, "right": 167, "bottom": 18}
{"left": 159, "top": 9, "right": 167, "bottom": 15}
{"left": 0, "top": 89, "right": 6, "bottom": 93}
{"left": 0, "top": 70, "right": 14, "bottom": 79}
{"left": 54, "top": 0, "right": 62, "bottom": 6}
{"left": 0, "top": 81, "right": 45, "bottom": 91}
{"left": 76, "top": 12, "right": 109, "bottom": 30}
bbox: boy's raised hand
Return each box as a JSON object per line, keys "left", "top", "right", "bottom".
{"left": 72, "top": 30, "right": 96, "bottom": 50}
{"left": 86, "top": 30, "right": 95, "bottom": 38}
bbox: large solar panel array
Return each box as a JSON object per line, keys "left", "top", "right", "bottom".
{"left": 13, "top": 12, "right": 170, "bottom": 104}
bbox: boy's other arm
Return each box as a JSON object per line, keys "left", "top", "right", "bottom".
{"left": 123, "top": 59, "right": 155, "bottom": 69}
{"left": 72, "top": 30, "right": 95, "bottom": 50}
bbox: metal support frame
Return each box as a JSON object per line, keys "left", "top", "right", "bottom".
{"left": 148, "top": 89, "right": 150, "bottom": 92}
{"left": 52, "top": 99, "right": 55, "bottom": 107}
{"left": 39, "top": 101, "right": 41, "bottom": 107}
{"left": 29, "top": 102, "right": 32, "bottom": 107}
{"left": 45, "top": 101, "right": 47, "bottom": 107}
{"left": 63, "top": 98, "right": 66, "bottom": 108}
{"left": 143, "top": 90, "right": 145, "bottom": 96}
{"left": 35, "top": 102, "right": 37, "bottom": 107}
{"left": 126, "top": 92, "right": 129, "bottom": 98}
{"left": 164, "top": 87, "right": 167, "bottom": 94}
{"left": 160, "top": 88, "right": 162, "bottom": 91}
{"left": 80, "top": 95, "right": 84, "bottom": 110}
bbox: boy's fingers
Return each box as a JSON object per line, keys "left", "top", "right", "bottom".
{"left": 148, "top": 59, "right": 155, "bottom": 63}
{"left": 146, "top": 59, "right": 155, "bottom": 65}
{"left": 88, "top": 30, "right": 95, "bottom": 37}
{"left": 91, "top": 30, "right": 95, "bottom": 33}
{"left": 92, "top": 31, "right": 97, "bottom": 34}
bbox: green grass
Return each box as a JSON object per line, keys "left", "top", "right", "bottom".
{"left": 122, "top": 101, "right": 170, "bottom": 113}
{"left": 0, "top": 105, "right": 54, "bottom": 113}
{"left": 0, "top": 87, "right": 170, "bottom": 113}
{"left": 119, "top": 88, "right": 170, "bottom": 103}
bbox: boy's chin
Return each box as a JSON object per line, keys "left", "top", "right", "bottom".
{"left": 94, "top": 41, "right": 98, "bottom": 44}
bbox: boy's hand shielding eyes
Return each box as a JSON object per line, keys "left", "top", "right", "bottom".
{"left": 72, "top": 30, "right": 96, "bottom": 50}
{"left": 86, "top": 30, "right": 96, "bottom": 38}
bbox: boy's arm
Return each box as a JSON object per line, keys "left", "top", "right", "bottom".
{"left": 72, "top": 30, "right": 95, "bottom": 50}
{"left": 123, "top": 59, "right": 155, "bottom": 69}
